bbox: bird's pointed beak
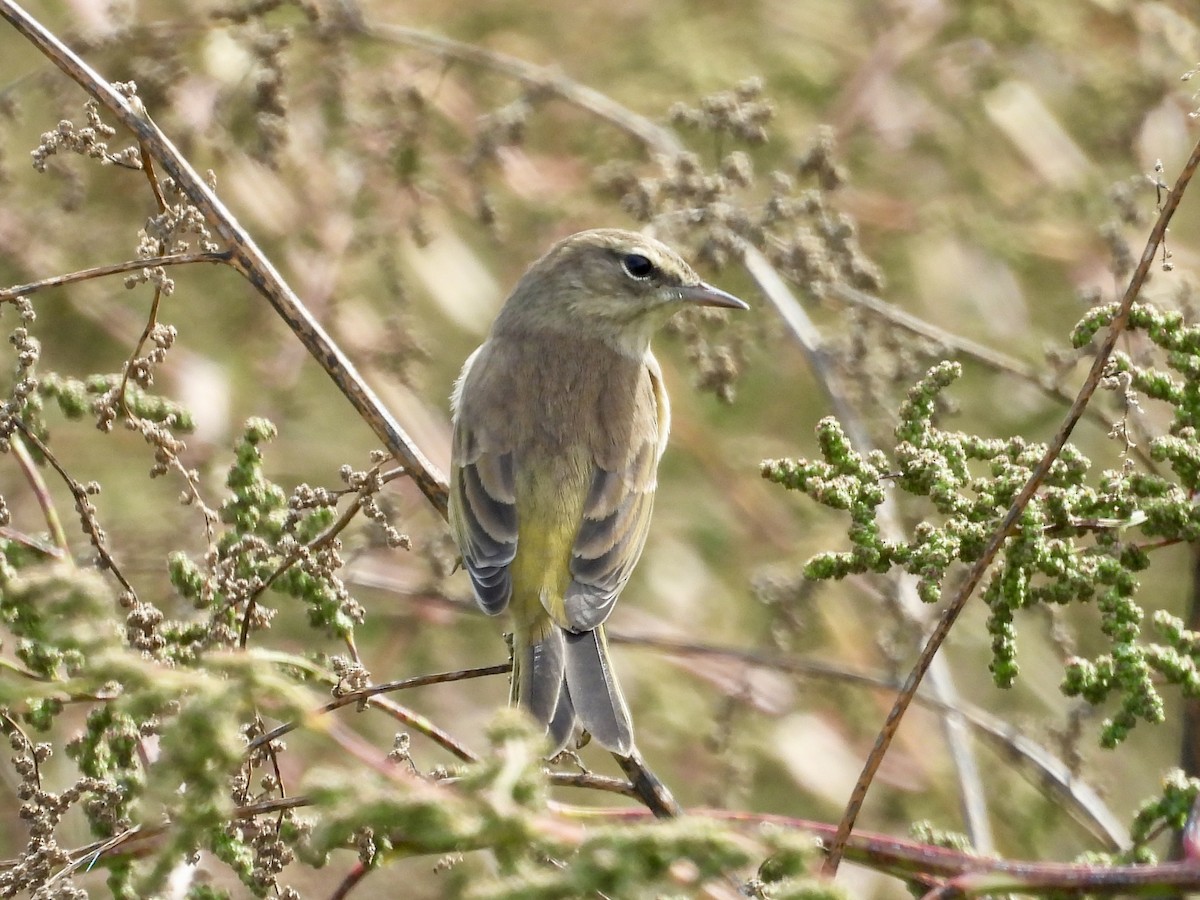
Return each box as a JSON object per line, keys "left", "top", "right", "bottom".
{"left": 678, "top": 281, "right": 750, "bottom": 310}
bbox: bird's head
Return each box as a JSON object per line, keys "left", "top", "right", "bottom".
{"left": 493, "top": 229, "right": 747, "bottom": 356}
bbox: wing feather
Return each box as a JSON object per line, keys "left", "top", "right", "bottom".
{"left": 561, "top": 357, "right": 666, "bottom": 632}
{"left": 450, "top": 345, "right": 519, "bottom": 616}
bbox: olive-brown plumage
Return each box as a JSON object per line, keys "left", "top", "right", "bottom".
{"left": 449, "top": 229, "right": 746, "bottom": 755}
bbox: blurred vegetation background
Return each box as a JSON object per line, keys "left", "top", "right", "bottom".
{"left": 2, "top": 0, "right": 1200, "bottom": 897}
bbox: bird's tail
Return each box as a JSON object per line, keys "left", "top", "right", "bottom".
{"left": 564, "top": 626, "right": 634, "bottom": 756}
{"left": 511, "top": 624, "right": 634, "bottom": 756}
{"left": 510, "top": 626, "right": 575, "bottom": 755}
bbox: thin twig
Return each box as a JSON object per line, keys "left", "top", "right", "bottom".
{"left": 9, "top": 431, "right": 70, "bottom": 558}
{"left": 744, "top": 242, "right": 994, "bottom": 851}
{"left": 244, "top": 664, "right": 510, "bottom": 757}
{"left": 362, "top": 24, "right": 685, "bottom": 154}
{"left": 356, "top": 693, "right": 481, "bottom": 764}
{"left": 547, "top": 771, "right": 642, "bottom": 800}
{"left": 114, "top": 143, "right": 168, "bottom": 420}
{"left": 328, "top": 863, "right": 371, "bottom": 900}
{"left": 0, "top": 251, "right": 231, "bottom": 301}
{"left": 613, "top": 748, "right": 682, "bottom": 819}
{"left": 238, "top": 465, "right": 401, "bottom": 648}
{"left": 822, "top": 135, "right": 1200, "bottom": 875}
{"left": 610, "top": 632, "right": 1126, "bottom": 848}
{"left": 11, "top": 419, "right": 137, "bottom": 601}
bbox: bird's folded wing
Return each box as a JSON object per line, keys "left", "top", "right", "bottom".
{"left": 450, "top": 427, "right": 518, "bottom": 615}
{"left": 562, "top": 431, "right": 658, "bottom": 632}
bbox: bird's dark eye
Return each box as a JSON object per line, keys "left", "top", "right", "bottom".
{"left": 621, "top": 253, "right": 655, "bottom": 280}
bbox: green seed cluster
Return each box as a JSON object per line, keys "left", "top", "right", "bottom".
{"left": 765, "top": 315, "right": 1200, "bottom": 747}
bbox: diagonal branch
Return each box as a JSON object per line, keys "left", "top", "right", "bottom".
{"left": 822, "top": 134, "right": 1200, "bottom": 875}
{"left": 743, "top": 244, "right": 994, "bottom": 851}
{"left": 0, "top": 0, "right": 450, "bottom": 517}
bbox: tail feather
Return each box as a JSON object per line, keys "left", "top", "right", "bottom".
{"left": 564, "top": 627, "right": 634, "bottom": 755}
{"left": 511, "top": 624, "right": 634, "bottom": 756}
{"left": 512, "top": 627, "right": 565, "bottom": 729}
{"left": 547, "top": 681, "right": 576, "bottom": 756}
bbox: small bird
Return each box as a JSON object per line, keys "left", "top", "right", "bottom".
{"left": 449, "top": 229, "right": 747, "bottom": 756}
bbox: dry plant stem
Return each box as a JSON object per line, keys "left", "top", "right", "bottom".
{"left": 243, "top": 663, "right": 510, "bottom": 758}
{"left": 547, "top": 772, "right": 641, "bottom": 800}
{"left": 742, "top": 246, "right": 872, "bottom": 450}
{"left": 0, "top": 0, "right": 450, "bottom": 517}
{"left": 557, "top": 804, "right": 1200, "bottom": 894}
{"left": 362, "top": 693, "right": 480, "bottom": 764}
{"left": 744, "top": 243, "right": 993, "bottom": 852}
{"left": 822, "top": 135, "right": 1200, "bottom": 876}
{"left": 363, "top": 24, "right": 683, "bottom": 152}
{"left": 0, "top": 251, "right": 232, "bottom": 302}
{"left": 611, "top": 632, "right": 1126, "bottom": 848}
{"left": 248, "top": 709, "right": 291, "bottom": 826}
{"left": 4, "top": 793, "right": 1193, "bottom": 897}
{"left": 342, "top": 631, "right": 361, "bottom": 666}
{"left": 10, "top": 431, "right": 70, "bottom": 557}
{"left": 115, "top": 146, "right": 168, "bottom": 417}
{"left": 137, "top": 139, "right": 167, "bottom": 209}
{"left": 11, "top": 418, "right": 137, "bottom": 600}
{"left": 329, "top": 863, "right": 371, "bottom": 900}
{"left": 918, "top": 860, "right": 1200, "bottom": 899}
